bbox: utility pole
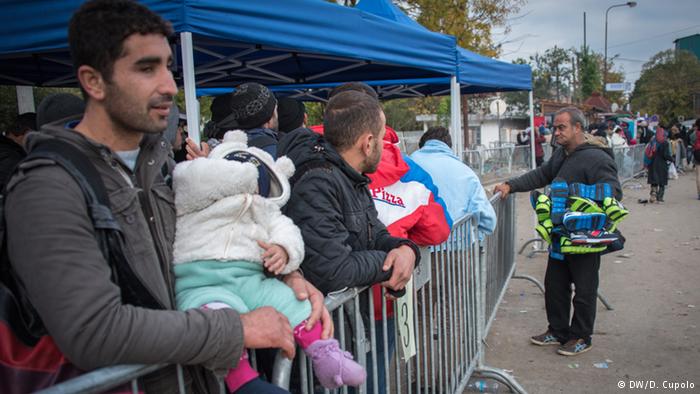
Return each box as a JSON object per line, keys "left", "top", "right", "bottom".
{"left": 583, "top": 12, "right": 587, "bottom": 54}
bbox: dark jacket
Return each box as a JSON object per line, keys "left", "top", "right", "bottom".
{"left": 647, "top": 140, "right": 672, "bottom": 186}
{"left": 5, "top": 124, "right": 243, "bottom": 388}
{"left": 244, "top": 127, "right": 278, "bottom": 157}
{"left": 638, "top": 127, "right": 653, "bottom": 145}
{"left": 0, "top": 134, "right": 26, "bottom": 189}
{"left": 506, "top": 136, "right": 623, "bottom": 200}
{"left": 279, "top": 128, "right": 420, "bottom": 294}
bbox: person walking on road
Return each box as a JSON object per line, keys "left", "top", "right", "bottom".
{"left": 493, "top": 107, "right": 622, "bottom": 356}
{"left": 690, "top": 119, "right": 700, "bottom": 200}
{"left": 646, "top": 127, "right": 672, "bottom": 203}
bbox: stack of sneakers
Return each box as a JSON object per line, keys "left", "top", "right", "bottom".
{"left": 529, "top": 183, "right": 629, "bottom": 254}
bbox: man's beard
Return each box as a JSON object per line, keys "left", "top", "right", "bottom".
{"left": 104, "top": 82, "right": 172, "bottom": 135}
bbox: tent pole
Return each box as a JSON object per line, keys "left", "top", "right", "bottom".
{"left": 180, "top": 32, "right": 200, "bottom": 146}
{"left": 16, "top": 86, "right": 35, "bottom": 114}
{"left": 529, "top": 90, "right": 536, "bottom": 170}
{"left": 450, "top": 76, "right": 463, "bottom": 159}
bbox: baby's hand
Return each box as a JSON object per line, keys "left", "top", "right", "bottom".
{"left": 257, "top": 240, "right": 289, "bottom": 275}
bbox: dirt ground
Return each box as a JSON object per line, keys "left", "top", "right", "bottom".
{"left": 482, "top": 170, "right": 700, "bottom": 393}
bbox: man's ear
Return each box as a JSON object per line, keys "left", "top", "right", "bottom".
{"left": 77, "top": 65, "right": 107, "bottom": 101}
{"left": 359, "top": 131, "right": 373, "bottom": 156}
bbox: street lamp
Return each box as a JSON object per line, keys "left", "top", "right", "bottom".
{"left": 604, "top": 2, "right": 636, "bottom": 96}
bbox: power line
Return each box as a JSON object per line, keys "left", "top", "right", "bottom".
{"left": 606, "top": 24, "right": 700, "bottom": 50}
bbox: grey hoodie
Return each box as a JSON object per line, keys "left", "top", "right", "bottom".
{"left": 506, "top": 136, "right": 623, "bottom": 200}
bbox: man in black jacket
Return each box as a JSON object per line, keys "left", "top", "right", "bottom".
{"left": 281, "top": 90, "right": 419, "bottom": 296}
{"left": 494, "top": 107, "right": 621, "bottom": 356}
{"left": 0, "top": 112, "right": 34, "bottom": 188}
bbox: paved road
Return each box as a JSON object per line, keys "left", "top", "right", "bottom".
{"left": 483, "top": 171, "right": 700, "bottom": 393}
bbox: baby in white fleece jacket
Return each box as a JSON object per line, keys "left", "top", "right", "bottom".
{"left": 172, "top": 130, "right": 364, "bottom": 391}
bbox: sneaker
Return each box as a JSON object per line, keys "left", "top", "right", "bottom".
{"left": 550, "top": 178, "right": 569, "bottom": 224}
{"left": 562, "top": 211, "right": 607, "bottom": 231}
{"left": 530, "top": 331, "right": 561, "bottom": 346}
{"left": 557, "top": 338, "right": 592, "bottom": 356}
{"left": 530, "top": 190, "right": 551, "bottom": 223}
{"left": 305, "top": 339, "right": 366, "bottom": 389}
{"left": 569, "top": 230, "right": 618, "bottom": 245}
{"left": 569, "top": 196, "right": 603, "bottom": 214}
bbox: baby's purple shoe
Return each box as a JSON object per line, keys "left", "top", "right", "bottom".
{"left": 305, "top": 338, "right": 366, "bottom": 389}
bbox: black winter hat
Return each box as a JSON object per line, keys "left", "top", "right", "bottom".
{"left": 210, "top": 94, "right": 232, "bottom": 123}
{"left": 36, "top": 93, "right": 85, "bottom": 128}
{"left": 277, "top": 97, "right": 306, "bottom": 133}
{"left": 228, "top": 83, "right": 277, "bottom": 129}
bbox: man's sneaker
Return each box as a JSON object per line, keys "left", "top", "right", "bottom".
{"left": 530, "top": 331, "right": 561, "bottom": 346}
{"left": 569, "top": 196, "right": 603, "bottom": 214}
{"left": 562, "top": 211, "right": 606, "bottom": 231}
{"left": 569, "top": 230, "right": 618, "bottom": 245}
{"left": 550, "top": 178, "right": 569, "bottom": 224}
{"left": 557, "top": 338, "right": 592, "bottom": 356}
{"left": 530, "top": 190, "right": 551, "bottom": 223}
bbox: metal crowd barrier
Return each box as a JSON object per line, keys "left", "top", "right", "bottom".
{"left": 464, "top": 144, "right": 549, "bottom": 183}
{"left": 612, "top": 144, "right": 646, "bottom": 184}
{"left": 38, "top": 195, "right": 525, "bottom": 394}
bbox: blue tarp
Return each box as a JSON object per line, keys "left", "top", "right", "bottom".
{"left": 0, "top": 0, "right": 457, "bottom": 87}
{"left": 356, "top": 0, "right": 532, "bottom": 93}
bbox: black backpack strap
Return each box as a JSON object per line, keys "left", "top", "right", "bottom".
{"left": 4, "top": 139, "right": 163, "bottom": 312}
{"left": 27, "top": 139, "right": 120, "bottom": 232}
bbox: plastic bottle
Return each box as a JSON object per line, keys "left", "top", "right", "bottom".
{"left": 466, "top": 378, "right": 502, "bottom": 393}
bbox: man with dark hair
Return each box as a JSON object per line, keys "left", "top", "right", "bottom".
{"left": 411, "top": 126, "right": 495, "bottom": 239}
{"left": 0, "top": 112, "right": 34, "bottom": 187}
{"left": 494, "top": 106, "right": 621, "bottom": 356}
{"left": 281, "top": 90, "right": 419, "bottom": 296}
{"left": 5, "top": 1, "right": 327, "bottom": 392}
{"left": 298, "top": 83, "right": 443, "bottom": 393}
{"left": 418, "top": 125, "right": 451, "bottom": 149}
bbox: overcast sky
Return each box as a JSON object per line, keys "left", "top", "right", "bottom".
{"left": 496, "top": 0, "right": 700, "bottom": 85}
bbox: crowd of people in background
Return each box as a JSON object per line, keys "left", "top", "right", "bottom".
{"left": 0, "top": 1, "right": 499, "bottom": 393}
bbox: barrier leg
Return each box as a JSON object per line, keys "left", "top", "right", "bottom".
{"left": 511, "top": 274, "right": 545, "bottom": 294}
{"left": 597, "top": 290, "right": 614, "bottom": 311}
{"left": 517, "top": 238, "right": 548, "bottom": 259}
{"left": 472, "top": 366, "right": 528, "bottom": 394}
{"left": 271, "top": 352, "right": 293, "bottom": 389}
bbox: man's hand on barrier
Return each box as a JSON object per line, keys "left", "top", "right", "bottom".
{"left": 283, "top": 270, "right": 334, "bottom": 339}
{"left": 240, "top": 307, "right": 296, "bottom": 359}
{"left": 493, "top": 183, "right": 511, "bottom": 199}
{"left": 382, "top": 245, "right": 415, "bottom": 292}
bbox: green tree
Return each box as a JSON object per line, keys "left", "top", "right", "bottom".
{"left": 577, "top": 47, "right": 601, "bottom": 101}
{"left": 529, "top": 46, "right": 572, "bottom": 102}
{"left": 631, "top": 49, "right": 700, "bottom": 125}
{"left": 401, "top": 0, "right": 524, "bottom": 56}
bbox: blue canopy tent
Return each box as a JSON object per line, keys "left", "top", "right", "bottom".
{"left": 253, "top": 0, "right": 533, "bottom": 158}
{"left": 354, "top": 0, "right": 534, "bottom": 163}
{"left": 0, "top": 0, "right": 458, "bottom": 141}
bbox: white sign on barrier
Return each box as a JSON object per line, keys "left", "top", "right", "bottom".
{"left": 412, "top": 249, "right": 432, "bottom": 290}
{"left": 397, "top": 278, "right": 416, "bottom": 361}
